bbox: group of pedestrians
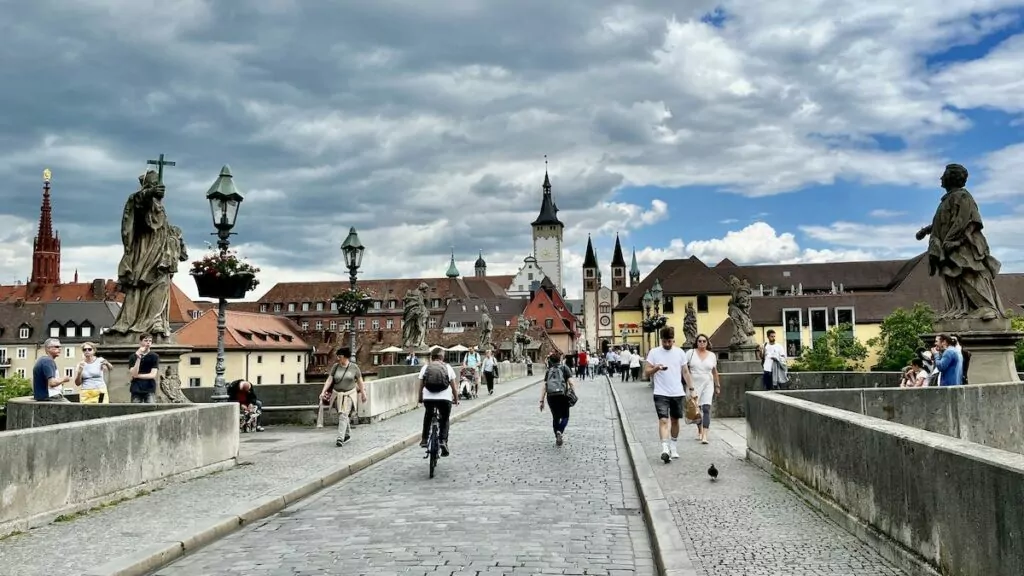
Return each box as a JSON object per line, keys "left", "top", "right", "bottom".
{"left": 903, "top": 334, "right": 971, "bottom": 387}
{"left": 32, "top": 332, "right": 160, "bottom": 405}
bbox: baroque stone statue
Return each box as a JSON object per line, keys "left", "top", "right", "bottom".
{"left": 916, "top": 163, "right": 1006, "bottom": 321}
{"left": 159, "top": 364, "right": 190, "bottom": 404}
{"left": 512, "top": 314, "right": 531, "bottom": 361}
{"left": 727, "top": 275, "right": 756, "bottom": 347}
{"left": 479, "top": 304, "right": 493, "bottom": 350}
{"left": 683, "top": 302, "right": 698, "bottom": 348}
{"left": 401, "top": 281, "right": 430, "bottom": 349}
{"left": 107, "top": 170, "right": 188, "bottom": 341}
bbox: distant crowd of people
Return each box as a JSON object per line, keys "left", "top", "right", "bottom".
{"left": 902, "top": 334, "right": 971, "bottom": 387}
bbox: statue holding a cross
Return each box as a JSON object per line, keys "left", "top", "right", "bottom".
{"left": 106, "top": 154, "right": 188, "bottom": 341}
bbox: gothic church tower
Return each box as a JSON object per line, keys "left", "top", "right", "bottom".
{"left": 31, "top": 169, "right": 61, "bottom": 287}
{"left": 582, "top": 235, "right": 599, "bottom": 351}
{"left": 531, "top": 161, "right": 564, "bottom": 293}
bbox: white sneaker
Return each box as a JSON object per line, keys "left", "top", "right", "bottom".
{"left": 660, "top": 448, "right": 671, "bottom": 463}
{"left": 670, "top": 447, "right": 680, "bottom": 459}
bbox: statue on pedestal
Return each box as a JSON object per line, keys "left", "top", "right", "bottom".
{"left": 512, "top": 314, "right": 531, "bottom": 361}
{"left": 683, "top": 302, "right": 698, "bottom": 348}
{"left": 727, "top": 275, "right": 756, "bottom": 347}
{"left": 479, "top": 304, "right": 493, "bottom": 350}
{"left": 915, "top": 163, "right": 1006, "bottom": 321}
{"left": 107, "top": 169, "right": 188, "bottom": 341}
{"left": 402, "top": 282, "right": 429, "bottom": 349}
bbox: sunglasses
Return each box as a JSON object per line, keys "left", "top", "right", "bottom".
{"left": 697, "top": 340, "right": 707, "bottom": 344}
{"left": 83, "top": 348, "right": 94, "bottom": 352}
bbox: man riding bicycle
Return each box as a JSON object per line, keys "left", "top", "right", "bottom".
{"left": 418, "top": 348, "right": 460, "bottom": 456}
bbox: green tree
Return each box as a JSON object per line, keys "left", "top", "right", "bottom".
{"left": 791, "top": 323, "right": 868, "bottom": 371}
{"left": 866, "top": 302, "right": 936, "bottom": 371}
{"left": 0, "top": 376, "right": 32, "bottom": 428}
{"left": 1010, "top": 314, "right": 1024, "bottom": 372}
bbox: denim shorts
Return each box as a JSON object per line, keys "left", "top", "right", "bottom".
{"left": 653, "top": 394, "right": 684, "bottom": 420}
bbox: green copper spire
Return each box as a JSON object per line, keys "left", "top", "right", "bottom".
{"left": 445, "top": 248, "right": 460, "bottom": 278}
{"left": 629, "top": 247, "right": 641, "bottom": 286}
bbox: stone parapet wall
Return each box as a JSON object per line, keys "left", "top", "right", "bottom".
{"left": 705, "top": 370, "right": 903, "bottom": 418}
{"left": 745, "top": 387, "right": 1024, "bottom": 575}
{"left": 0, "top": 402, "right": 238, "bottom": 539}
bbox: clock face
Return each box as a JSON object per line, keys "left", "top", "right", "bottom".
{"left": 541, "top": 249, "right": 553, "bottom": 258}
{"left": 600, "top": 316, "right": 611, "bottom": 326}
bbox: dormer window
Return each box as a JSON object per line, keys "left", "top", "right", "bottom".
{"left": 49, "top": 324, "right": 61, "bottom": 338}
{"left": 316, "top": 302, "right": 324, "bottom": 311}
{"left": 19, "top": 327, "right": 29, "bottom": 339}
{"left": 301, "top": 302, "right": 310, "bottom": 311}
{"left": 288, "top": 303, "right": 297, "bottom": 312}
{"left": 373, "top": 301, "right": 381, "bottom": 310}
{"left": 65, "top": 324, "right": 77, "bottom": 338}
{"left": 190, "top": 310, "right": 201, "bottom": 319}
{"left": 260, "top": 304, "right": 269, "bottom": 313}
{"left": 388, "top": 300, "right": 397, "bottom": 309}
{"left": 495, "top": 305, "right": 500, "bottom": 312}
{"left": 81, "top": 325, "right": 93, "bottom": 337}
{"left": 274, "top": 303, "right": 282, "bottom": 312}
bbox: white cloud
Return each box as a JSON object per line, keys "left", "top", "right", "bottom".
{"left": 869, "top": 209, "right": 906, "bottom": 218}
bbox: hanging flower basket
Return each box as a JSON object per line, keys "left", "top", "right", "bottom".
{"left": 333, "top": 288, "right": 372, "bottom": 315}
{"left": 190, "top": 249, "right": 260, "bottom": 300}
{"left": 642, "top": 315, "right": 668, "bottom": 334}
{"left": 193, "top": 273, "right": 256, "bottom": 300}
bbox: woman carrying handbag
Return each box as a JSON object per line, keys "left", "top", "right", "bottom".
{"left": 317, "top": 347, "right": 367, "bottom": 447}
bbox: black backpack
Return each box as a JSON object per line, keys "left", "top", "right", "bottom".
{"left": 422, "top": 363, "right": 451, "bottom": 393}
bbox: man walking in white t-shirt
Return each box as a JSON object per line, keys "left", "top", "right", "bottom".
{"left": 760, "top": 329, "right": 787, "bottom": 390}
{"left": 644, "top": 326, "right": 688, "bottom": 463}
{"left": 619, "top": 347, "right": 633, "bottom": 381}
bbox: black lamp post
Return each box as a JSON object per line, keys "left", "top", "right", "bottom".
{"left": 206, "top": 166, "right": 243, "bottom": 401}
{"left": 642, "top": 290, "right": 653, "bottom": 355}
{"left": 341, "top": 227, "right": 365, "bottom": 357}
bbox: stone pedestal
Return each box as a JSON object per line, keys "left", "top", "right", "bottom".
{"left": 923, "top": 319, "right": 1023, "bottom": 385}
{"left": 718, "top": 343, "right": 763, "bottom": 374}
{"left": 97, "top": 341, "right": 193, "bottom": 403}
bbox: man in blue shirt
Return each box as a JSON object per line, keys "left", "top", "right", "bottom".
{"left": 933, "top": 334, "right": 963, "bottom": 386}
{"left": 32, "top": 338, "right": 70, "bottom": 401}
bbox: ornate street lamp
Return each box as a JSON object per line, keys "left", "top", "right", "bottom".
{"left": 642, "top": 289, "right": 653, "bottom": 355}
{"left": 651, "top": 278, "right": 663, "bottom": 315}
{"left": 341, "top": 227, "right": 366, "bottom": 356}
{"left": 205, "top": 166, "right": 244, "bottom": 401}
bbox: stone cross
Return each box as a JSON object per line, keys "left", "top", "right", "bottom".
{"left": 146, "top": 153, "right": 176, "bottom": 184}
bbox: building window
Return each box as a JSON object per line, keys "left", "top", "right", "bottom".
{"left": 528, "top": 273, "right": 534, "bottom": 281}
{"left": 301, "top": 302, "right": 310, "bottom": 311}
{"left": 256, "top": 375, "right": 263, "bottom": 385}
{"left": 81, "top": 325, "right": 92, "bottom": 337}
{"left": 330, "top": 320, "right": 337, "bottom": 331}
{"left": 330, "top": 301, "right": 338, "bottom": 311}
{"left": 584, "top": 269, "right": 594, "bottom": 278}
{"left": 809, "top": 308, "right": 829, "bottom": 346}
{"left": 17, "top": 368, "right": 26, "bottom": 378}
{"left": 257, "top": 355, "right": 263, "bottom": 364}
{"left": 189, "top": 377, "right": 201, "bottom": 387}
{"left": 358, "top": 319, "right": 366, "bottom": 329}
{"left": 49, "top": 326, "right": 60, "bottom": 338}
{"left": 287, "top": 303, "right": 296, "bottom": 312}
{"left": 280, "top": 355, "right": 285, "bottom": 363}
{"left": 64, "top": 347, "right": 74, "bottom": 358}
{"left": 544, "top": 318, "right": 554, "bottom": 329}
{"left": 296, "top": 372, "right": 301, "bottom": 383}
{"left": 297, "top": 355, "right": 302, "bottom": 363}
{"left": 316, "top": 302, "right": 324, "bottom": 311}
{"left": 301, "top": 321, "right": 309, "bottom": 331}
{"left": 371, "top": 320, "right": 380, "bottom": 330}
{"left": 782, "top": 308, "right": 803, "bottom": 357}
{"left": 428, "top": 317, "right": 437, "bottom": 328}
{"left": 388, "top": 300, "right": 396, "bottom": 309}
{"left": 65, "top": 368, "right": 74, "bottom": 378}
{"left": 386, "top": 319, "right": 393, "bottom": 329}
{"left": 662, "top": 297, "right": 674, "bottom": 313}
{"left": 274, "top": 304, "right": 282, "bottom": 312}
{"left": 280, "top": 374, "right": 285, "bottom": 384}
{"left": 315, "top": 320, "right": 323, "bottom": 330}
{"left": 343, "top": 320, "right": 352, "bottom": 330}
{"left": 189, "top": 357, "right": 201, "bottom": 366}
{"left": 373, "top": 355, "right": 380, "bottom": 366}
{"left": 696, "top": 295, "right": 709, "bottom": 313}
{"left": 431, "top": 299, "right": 441, "bottom": 308}
{"left": 17, "top": 348, "right": 27, "bottom": 359}
{"left": 19, "top": 327, "right": 29, "bottom": 339}
{"left": 66, "top": 325, "right": 77, "bottom": 337}
{"left": 373, "top": 300, "right": 381, "bottom": 310}
{"left": 260, "top": 304, "right": 269, "bottom": 313}
{"left": 835, "top": 307, "right": 855, "bottom": 337}
{"left": 599, "top": 304, "right": 611, "bottom": 314}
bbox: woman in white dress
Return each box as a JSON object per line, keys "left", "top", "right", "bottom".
{"left": 683, "top": 334, "right": 721, "bottom": 445}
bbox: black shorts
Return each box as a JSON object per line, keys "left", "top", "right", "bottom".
{"left": 653, "top": 394, "right": 684, "bottom": 420}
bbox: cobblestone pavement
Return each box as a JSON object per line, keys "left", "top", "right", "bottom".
{"left": 154, "top": 375, "right": 656, "bottom": 576}
{"left": 612, "top": 379, "right": 908, "bottom": 576}
{"left": 0, "top": 376, "right": 538, "bottom": 576}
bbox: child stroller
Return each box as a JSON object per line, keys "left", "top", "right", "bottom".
{"left": 239, "top": 404, "right": 260, "bottom": 433}
{"left": 459, "top": 366, "right": 478, "bottom": 400}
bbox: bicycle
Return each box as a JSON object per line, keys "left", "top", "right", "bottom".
{"left": 424, "top": 405, "right": 441, "bottom": 478}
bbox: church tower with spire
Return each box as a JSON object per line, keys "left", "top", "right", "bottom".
{"left": 531, "top": 157, "right": 564, "bottom": 293}
{"left": 31, "top": 168, "right": 61, "bottom": 287}
{"left": 610, "top": 234, "right": 626, "bottom": 291}
{"left": 582, "top": 235, "right": 599, "bottom": 352}
{"left": 629, "top": 247, "right": 641, "bottom": 287}
{"left": 474, "top": 251, "right": 486, "bottom": 277}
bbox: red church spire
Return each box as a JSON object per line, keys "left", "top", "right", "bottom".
{"left": 31, "top": 168, "right": 61, "bottom": 286}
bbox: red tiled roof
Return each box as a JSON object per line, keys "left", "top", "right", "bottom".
{"left": 175, "top": 310, "right": 309, "bottom": 350}
{"left": 169, "top": 283, "right": 199, "bottom": 324}
{"left": 0, "top": 279, "right": 120, "bottom": 304}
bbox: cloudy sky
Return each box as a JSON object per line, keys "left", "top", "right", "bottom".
{"left": 2, "top": 1, "right": 1024, "bottom": 301}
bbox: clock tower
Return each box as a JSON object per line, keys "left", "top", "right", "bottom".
{"left": 531, "top": 161, "right": 564, "bottom": 293}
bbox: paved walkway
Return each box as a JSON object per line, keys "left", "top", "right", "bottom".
{"left": 1, "top": 376, "right": 539, "bottom": 576}
{"left": 153, "top": 375, "right": 656, "bottom": 576}
{"left": 612, "top": 379, "right": 908, "bottom": 576}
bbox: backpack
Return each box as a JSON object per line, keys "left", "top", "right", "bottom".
{"left": 422, "top": 363, "right": 451, "bottom": 393}
{"left": 545, "top": 365, "right": 568, "bottom": 396}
